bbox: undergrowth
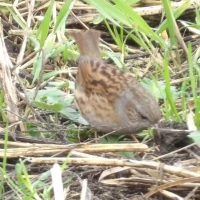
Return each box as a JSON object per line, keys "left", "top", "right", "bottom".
{"left": 0, "top": 0, "right": 199, "bottom": 199}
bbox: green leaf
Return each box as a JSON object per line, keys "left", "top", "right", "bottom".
{"left": 117, "top": 151, "right": 134, "bottom": 159}
{"left": 60, "top": 107, "right": 89, "bottom": 125}
{"left": 58, "top": 82, "right": 69, "bottom": 90}
{"left": 84, "top": 0, "right": 121, "bottom": 26}
{"left": 141, "top": 78, "right": 179, "bottom": 100}
{"left": 105, "top": 51, "right": 124, "bottom": 70}
{"left": 54, "top": 0, "right": 76, "bottom": 32}
{"left": 114, "top": 0, "right": 164, "bottom": 46}
{"left": 126, "top": 0, "right": 140, "bottom": 5}
{"left": 157, "top": 0, "right": 191, "bottom": 34}
{"left": 31, "top": 33, "right": 56, "bottom": 83}
{"left": 33, "top": 101, "right": 63, "bottom": 112}
{"left": 50, "top": 44, "right": 66, "bottom": 58}
{"left": 128, "top": 31, "right": 149, "bottom": 49}
{"left": 85, "top": 0, "right": 164, "bottom": 47}
{"left": 7, "top": 7, "right": 26, "bottom": 29}
{"left": 194, "top": 97, "right": 200, "bottom": 128}
{"left": 188, "top": 43, "right": 200, "bottom": 128}
{"left": 43, "top": 33, "right": 56, "bottom": 58}
{"left": 93, "top": 14, "right": 104, "bottom": 24}
{"left": 47, "top": 81, "right": 75, "bottom": 90}
{"left": 36, "top": 87, "right": 72, "bottom": 104}
{"left": 188, "top": 132, "right": 200, "bottom": 144}
{"left": 196, "top": 8, "right": 200, "bottom": 25}
{"left": 28, "top": 36, "right": 40, "bottom": 51}
{"left": 100, "top": 135, "right": 119, "bottom": 143}
{"left": 32, "top": 52, "right": 43, "bottom": 84}
{"left": 161, "top": 0, "right": 176, "bottom": 47}
{"left": 163, "top": 53, "right": 181, "bottom": 121}
{"left": 42, "top": 70, "right": 68, "bottom": 80}
{"left": 37, "top": 0, "right": 54, "bottom": 46}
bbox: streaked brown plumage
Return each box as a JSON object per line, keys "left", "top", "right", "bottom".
{"left": 71, "top": 29, "right": 161, "bottom": 135}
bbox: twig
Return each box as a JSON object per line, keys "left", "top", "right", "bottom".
{"left": 153, "top": 143, "right": 197, "bottom": 161}
{"left": 145, "top": 176, "right": 200, "bottom": 198}
{"left": 184, "top": 186, "right": 199, "bottom": 200}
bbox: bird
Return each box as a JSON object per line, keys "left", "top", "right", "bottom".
{"left": 71, "top": 29, "right": 161, "bottom": 139}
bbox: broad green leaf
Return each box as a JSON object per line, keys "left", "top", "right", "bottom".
{"left": 141, "top": 78, "right": 179, "bottom": 100}
{"left": 33, "top": 101, "right": 63, "bottom": 112}
{"left": 28, "top": 87, "right": 73, "bottom": 105}
{"left": 60, "top": 107, "right": 89, "bottom": 125}
{"left": 188, "top": 132, "right": 200, "bottom": 144}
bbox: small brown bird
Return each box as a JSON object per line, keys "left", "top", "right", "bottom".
{"left": 71, "top": 30, "right": 161, "bottom": 137}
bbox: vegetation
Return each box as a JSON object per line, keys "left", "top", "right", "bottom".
{"left": 0, "top": 0, "right": 200, "bottom": 199}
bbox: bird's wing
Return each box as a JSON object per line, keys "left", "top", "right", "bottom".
{"left": 116, "top": 77, "right": 161, "bottom": 123}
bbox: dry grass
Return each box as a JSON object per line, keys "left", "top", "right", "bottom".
{"left": 0, "top": 0, "right": 200, "bottom": 199}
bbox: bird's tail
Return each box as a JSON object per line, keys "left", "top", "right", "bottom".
{"left": 71, "top": 30, "right": 102, "bottom": 61}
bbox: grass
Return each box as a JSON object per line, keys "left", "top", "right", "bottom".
{"left": 0, "top": 0, "right": 199, "bottom": 199}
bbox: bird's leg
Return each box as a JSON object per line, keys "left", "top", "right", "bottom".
{"left": 94, "top": 131, "right": 98, "bottom": 143}
{"left": 130, "top": 134, "right": 139, "bottom": 142}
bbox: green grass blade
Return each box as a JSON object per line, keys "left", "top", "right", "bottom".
{"left": 7, "top": 7, "right": 26, "bottom": 29}
{"left": 161, "top": 0, "right": 177, "bottom": 47}
{"left": 113, "top": 0, "right": 164, "bottom": 46}
{"left": 188, "top": 43, "right": 200, "bottom": 128}
{"left": 54, "top": 0, "right": 76, "bottom": 32}
{"left": 85, "top": 0, "right": 165, "bottom": 48}
{"left": 0, "top": 124, "right": 9, "bottom": 195}
{"left": 157, "top": 0, "right": 191, "bottom": 34}
{"left": 84, "top": 0, "right": 127, "bottom": 26}
{"left": 163, "top": 53, "right": 181, "bottom": 121}
{"left": 37, "top": 0, "right": 54, "bottom": 46}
